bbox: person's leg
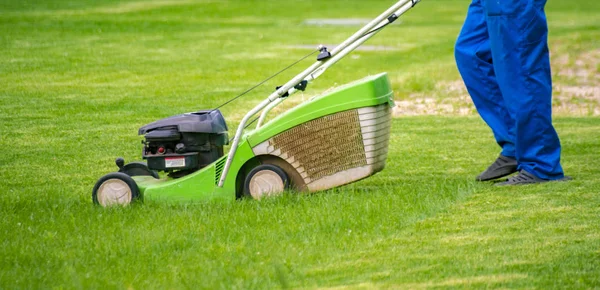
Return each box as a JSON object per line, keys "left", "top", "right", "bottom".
{"left": 455, "top": 0, "right": 515, "bottom": 158}
{"left": 484, "top": 0, "right": 564, "bottom": 180}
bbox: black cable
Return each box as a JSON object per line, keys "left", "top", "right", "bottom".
{"left": 211, "top": 49, "right": 319, "bottom": 112}
{"left": 360, "top": 21, "right": 392, "bottom": 39}
{"left": 228, "top": 116, "right": 260, "bottom": 143}
{"left": 224, "top": 13, "right": 398, "bottom": 143}
{"left": 245, "top": 116, "right": 259, "bottom": 129}
{"left": 214, "top": 15, "right": 396, "bottom": 114}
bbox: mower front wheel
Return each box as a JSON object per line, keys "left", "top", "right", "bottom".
{"left": 243, "top": 164, "right": 289, "bottom": 200}
{"left": 115, "top": 158, "right": 159, "bottom": 179}
{"left": 92, "top": 172, "right": 140, "bottom": 207}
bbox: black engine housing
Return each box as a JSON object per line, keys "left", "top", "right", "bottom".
{"left": 138, "top": 110, "right": 228, "bottom": 176}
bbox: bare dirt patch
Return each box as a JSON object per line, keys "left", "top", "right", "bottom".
{"left": 553, "top": 49, "right": 600, "bottom": 116}
{"left": 393, "top": 49, "right": 600, "bottom": 117}
{"left": 393, "top": 80, "right": 475, "bottom": 116}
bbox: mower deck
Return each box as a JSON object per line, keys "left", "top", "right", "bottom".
{"left": 129, "top": 73, "right": 393, "bottom": 203}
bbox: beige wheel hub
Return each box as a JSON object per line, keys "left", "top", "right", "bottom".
{"left": 248, "top": 170, "right": 285, "bottom": 199}
{"left": 97, "top": 178, "right": 132, "bottom": 207}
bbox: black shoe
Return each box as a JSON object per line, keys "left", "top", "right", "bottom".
{"left": 476, "top": 154, "right": 518, "bottom": 181}
{"left": 496, "top": 170, "right": 572, "bottom": 186}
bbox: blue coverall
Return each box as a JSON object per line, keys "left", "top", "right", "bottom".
{"left": 454, "top": 0, "right": 564, "bottom": 180}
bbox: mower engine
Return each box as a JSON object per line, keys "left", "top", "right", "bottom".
{"left": 138, "top": 110, "right": 228, "bottom": 177}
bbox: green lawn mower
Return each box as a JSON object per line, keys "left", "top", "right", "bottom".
{"left": 92, "top": 0, "right": 421, "bottom": 206}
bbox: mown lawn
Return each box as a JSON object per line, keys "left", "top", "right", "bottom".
{"left": 1, "top": 0, "right": 599, "bottom": 288}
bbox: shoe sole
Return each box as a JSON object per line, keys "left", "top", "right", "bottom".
{"left": 496, "top": 175, "right": 573, "bottom": 186}
{"left": 476, "top": 167, "right": 518, "bottom": 181}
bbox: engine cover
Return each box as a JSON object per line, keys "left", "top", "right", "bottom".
{"left": 139, "top": 110, "right": 228, "bottom": 175}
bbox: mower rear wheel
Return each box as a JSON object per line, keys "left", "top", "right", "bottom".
{"left": 243, "top": 164, "right": 289, "bottom": 200}
{"left": 92, "top": 172, "right": 140, "bottom": 207}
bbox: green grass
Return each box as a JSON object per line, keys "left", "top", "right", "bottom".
{"left": 1, "top": 0, "right": 599, "bottom": 288}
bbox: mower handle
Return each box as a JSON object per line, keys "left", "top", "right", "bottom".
{"left": 256, "top": 0, "right": 420, "bottom": 128}
{"left": 218, "top": 0, "right": 421, "bottom": 187}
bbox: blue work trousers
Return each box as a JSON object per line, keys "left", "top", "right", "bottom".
{"left": 454, "top": 0, "right": 564, "bottom": 180}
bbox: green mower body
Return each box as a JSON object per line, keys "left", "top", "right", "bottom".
{"left": 93, "top": 73, "right": 393, "bottom": 205}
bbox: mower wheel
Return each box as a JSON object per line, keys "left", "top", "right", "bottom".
{"left": 92, "top": 172, "right": 140, "bottom": 207}
{"left": 119, "top": 162, "right": 159, "bottom": 179}
{"left": 243, "top": 164, "right": 289, "bottom": 199}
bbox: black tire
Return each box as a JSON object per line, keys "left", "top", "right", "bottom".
{"left": 119, "top": 162, "right": 159, "bottom": 179}
{"left": 243, "top": 164, "right": 289, "bottom": 199}
{"left": 92, "top": 172, "right": 140, "bottom": 207}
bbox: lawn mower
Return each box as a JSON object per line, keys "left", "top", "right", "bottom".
{"left": 92, "top": 0, "right": 421, "bottom": 206}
